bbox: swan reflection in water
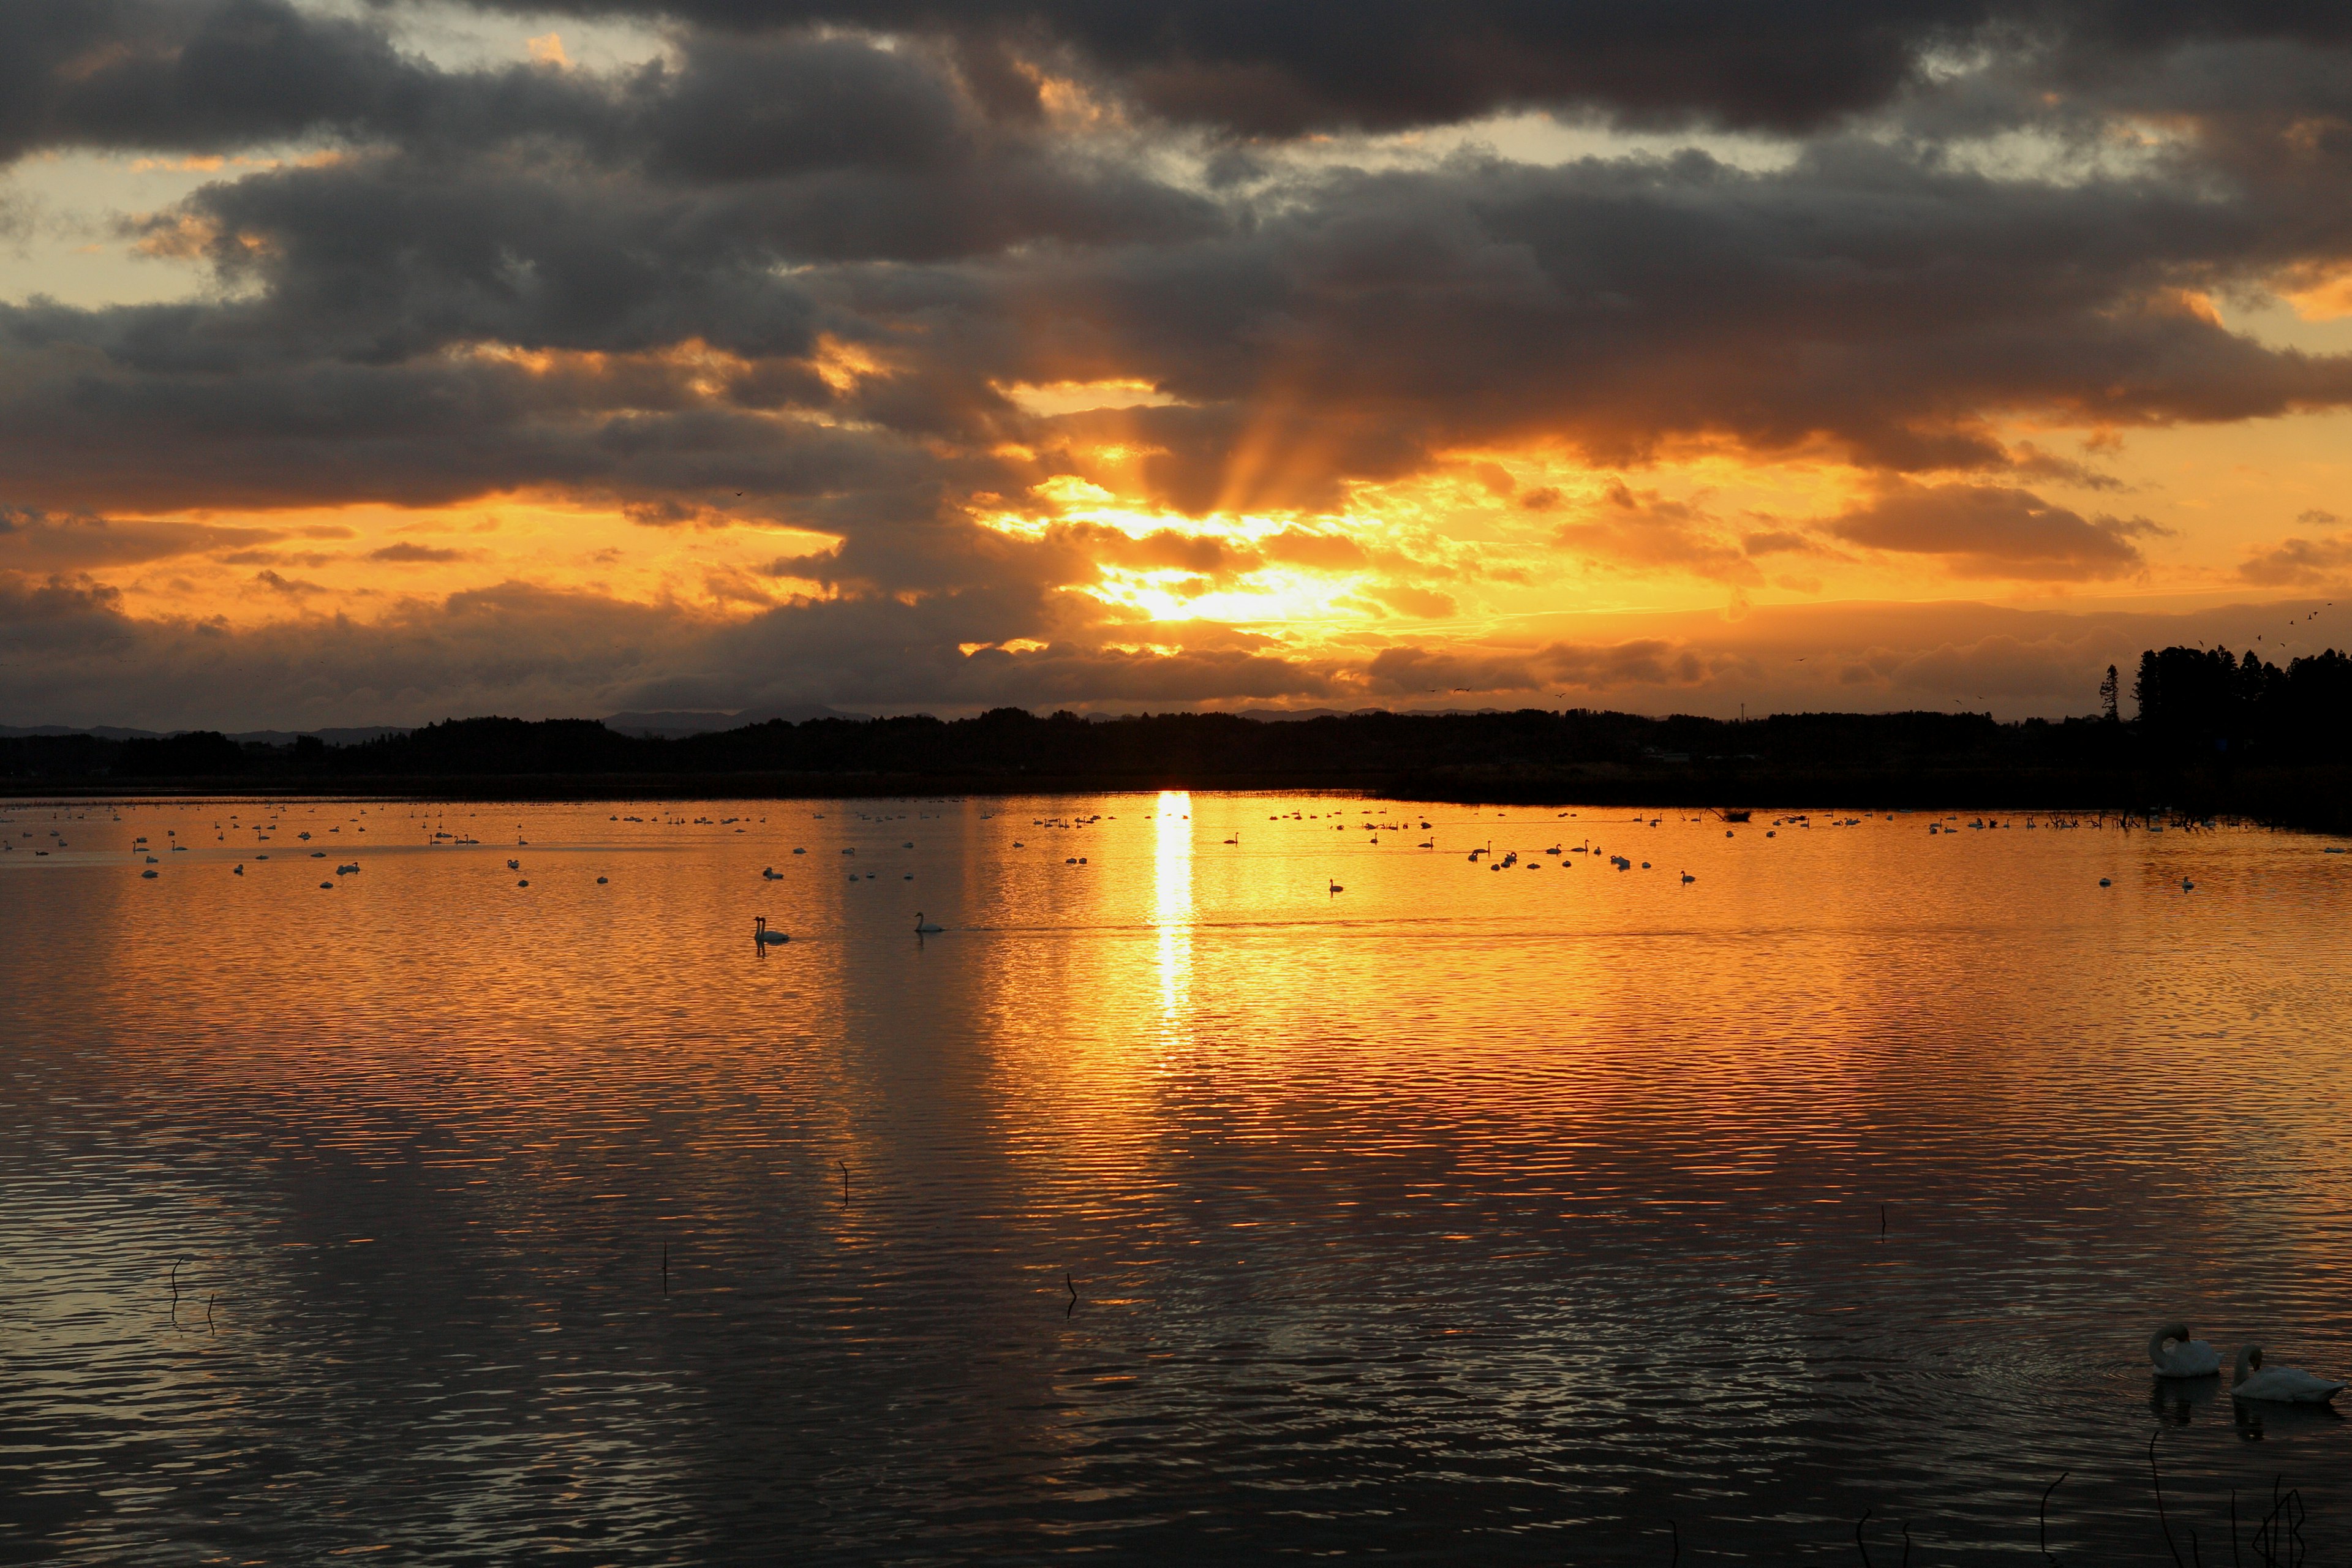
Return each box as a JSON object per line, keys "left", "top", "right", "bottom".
{"left": 2150, "top": 1373, "right": 2221, "bottom": 1427}
{"left": 2233, "top": 1396, "right": 2345, "bottom": 1442}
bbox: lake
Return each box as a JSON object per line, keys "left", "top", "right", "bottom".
{"left": 4, "top": 793, "right": 2348, "bottom": 1564}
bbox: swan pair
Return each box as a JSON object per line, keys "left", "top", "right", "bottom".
{"left": 2149, "top": 1324, "right": 2344, "bottom": 1403}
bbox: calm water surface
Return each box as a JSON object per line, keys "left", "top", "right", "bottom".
{"left": 4, "top": 794, "right": 2349, "bottom": 1564}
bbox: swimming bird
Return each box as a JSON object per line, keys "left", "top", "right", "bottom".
{"left": 2182, "top": 878, "right": 2195, "bottom": 892}
{"left": 2147, "top": 1323, "right": 2221, "bottom": 1378}
{"left": 2231, "top": 1345, "right": 2344, "bottom": 1403}
{"left": 914, "top": 912, "right": 944, "bottom": 933}
{"left": 754, "top": 915, "right": 789, "bottom": 946}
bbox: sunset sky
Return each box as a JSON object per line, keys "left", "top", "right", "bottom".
{"left": 7, "top": 2, "right": 2352, "bottom": 729}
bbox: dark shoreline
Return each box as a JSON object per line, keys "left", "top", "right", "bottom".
{"left": 10, "top": 687, "right": 2348, "bottom": 834}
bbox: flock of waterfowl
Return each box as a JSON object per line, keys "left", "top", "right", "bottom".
{"left": 9, "top": 801, "right": 2341, "bottom": 943}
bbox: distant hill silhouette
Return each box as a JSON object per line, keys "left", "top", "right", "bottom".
{"left": 0, "top": 723, "right": 406, "bottom": 746}
{"left": 603, "top": 704, "right": 865, "bottom": 737}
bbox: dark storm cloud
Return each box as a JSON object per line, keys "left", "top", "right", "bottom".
{"left": 103, "top": 49, "right": 1215, "bottom": 360}
{"left": 0, "top": 565, "right": 1344, "bottom": 729}
{"left": 633, "top": 31, "right": 966, "bottom": 181}
{"left": 0, "top": 506, "right": 308, "bottom": 569}
{"left": 369, "top": 541, "right": 476, "bottom": 562}
{"left": 0, "top": 295, "right": 976, "bottom": 519}
{"left": 439, "top": 1, "right": 2352, "bottom": 135}
{"left": 956, "top": 143, "right": 2352, "bottom": 509}
{"left": 1361, "top": 636, "right": 1733, "bottom": 697}
{"left": 0, "top": 573, "right": 750, "bottom": 725}
{"left": 2238, "top": 516, "right": 2352, "bottom": 587}
{"left": 0, "top": 0, "right": 647, "bottom": 165}
{"left": 1827, "top": 481, "right": 2162, "bottom": 579}
{"left": 0, "top": 569, "right": 130, "bottom": 635}
{"left": 5, "top": 8, "right": 1218, "bottom": 271}
{"left": 8, "top": 3, "right": 2352, "bottom": 724}
{"left": 12, "top": 12, "right": 2348, "bottom": 524}
{"left": 1, "top": 0, "right": 414, "bottom": 161}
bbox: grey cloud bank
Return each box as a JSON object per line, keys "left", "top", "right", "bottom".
{"left": 5, "top": 1, "right": 2352, "bottom": 726}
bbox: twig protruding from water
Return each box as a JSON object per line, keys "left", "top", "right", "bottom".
{"left": 2042, "top": 1469, "right": 2068, "bottom": 1564}
{"left": 2152, "top": 1431, "right": 2187, "bottom": 1568}
{"left": 2253, "top": 1475, "right": 2307, "bottom": 1568}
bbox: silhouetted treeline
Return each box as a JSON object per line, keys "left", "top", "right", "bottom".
{"left": 9, "top": 706, "right": 2116, "bottom": 785}
{"left": 2135, "top": 646, "right": 2352, "bottom": 763}
{"left": 4, "top": 644, "right": 2348, "bottom": 832}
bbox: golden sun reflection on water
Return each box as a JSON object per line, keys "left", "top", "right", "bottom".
{"left": 1155, "top": 790, "right": 1193, "bottom": 1052}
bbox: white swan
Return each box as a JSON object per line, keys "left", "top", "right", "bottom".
{"left": 2147, "top": 1323, "right": 2221, "bottom": 1378}
{"left": 753, "top": 915, "right": 789, "bottom": 945}
{"left": 914, "top": 912, "right": 943, "bottom": 933}
{"left": 2232, "top": 1345, "right": 2344, "bottom": 1404}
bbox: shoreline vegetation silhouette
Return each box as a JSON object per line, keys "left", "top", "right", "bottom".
{"left": 7, "top": 644, "right": 2349, "bottom": 831}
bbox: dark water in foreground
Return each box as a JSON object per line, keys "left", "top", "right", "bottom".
{"left": 4, "top": 794, "right": 2349, "bottom": 1564}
